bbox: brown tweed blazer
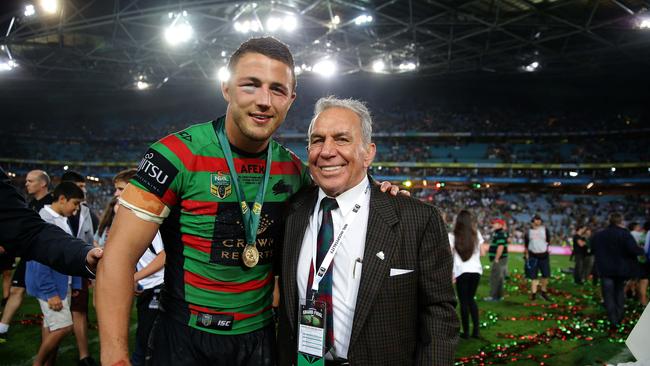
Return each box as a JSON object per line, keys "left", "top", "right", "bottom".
{"left": 277, "top": 181, "right": 459, "bottom": 366}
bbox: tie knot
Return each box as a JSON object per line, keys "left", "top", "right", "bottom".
{"left": 320, "top": 197, "right": 338, "bottom": 212}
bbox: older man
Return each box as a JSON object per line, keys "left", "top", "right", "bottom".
{"left": 278, "top": 96, "right": 458, "bottom": 366}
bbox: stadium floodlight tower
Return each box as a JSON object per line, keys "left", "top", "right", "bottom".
{"left": 217, "top": 66, "right": 230, "bottom": 82}
{"left": 24, "top": 4, "right": 36, "bottom": 17}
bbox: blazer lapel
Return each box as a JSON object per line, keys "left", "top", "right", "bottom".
{"left": 348, "top": 186, "right": 400, "bottom": 349}
{"left": 283, "top": 188, "right": 318, "bottom": 331}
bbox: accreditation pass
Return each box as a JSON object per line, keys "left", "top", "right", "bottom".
{"left": 298, "top": 300, "right": 327, "bottom": 359}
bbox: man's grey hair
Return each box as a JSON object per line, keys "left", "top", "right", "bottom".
{"left": 308, "top": 96, "right": 373, "bottom": 146}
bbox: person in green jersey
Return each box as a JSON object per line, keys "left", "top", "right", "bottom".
{"left": 96, "top": 37, "right": 402, "bottom": 366}
{"left": 485, "top": 218, "right": 509, "bottom": 302}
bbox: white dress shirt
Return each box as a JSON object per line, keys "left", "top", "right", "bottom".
{"left": 297, "top": 176, "right": 371, "bottom": 359}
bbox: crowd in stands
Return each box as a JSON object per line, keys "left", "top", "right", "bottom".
{"left": 417, "top": 189, "right": 650, "bottom": 247}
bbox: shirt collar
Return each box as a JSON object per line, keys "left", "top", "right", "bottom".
{"left": 316, "top": 176, "right": 370, "bottom": 216}
{"left": 44, "top": 205, "right": 62, "bottom": 218}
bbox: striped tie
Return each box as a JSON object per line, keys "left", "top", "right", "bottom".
{"left": 306, "top": 197, "right": 338, "bottom": 351}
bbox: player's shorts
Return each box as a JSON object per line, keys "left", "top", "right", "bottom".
{"left": 525, "top": 252, "right": 551, "bottom": 279}
{"left": 146, "top": 312, "right": 275, "bottom": 366}
{"left": 11, "top": 259, "right": 26, "bottom": 288}
{"left": 70, "top": 278, "right": 89, "bottom": 313}
{"left": 0, "top": 253, "right": 16, "bottom": 271}
{"left": 38, "top": 291, "right": 73, "bottom": 331}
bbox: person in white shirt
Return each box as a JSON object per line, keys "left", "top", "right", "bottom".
{"left": 449, "top": 209, "right": 484, "bottom": 339}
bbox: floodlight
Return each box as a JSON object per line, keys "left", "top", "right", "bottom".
{"left": 165, "top": 14, "right": 194, "bottom": 46}
{"left": 266, "top": 17, "right": 281, "bottom": 32}
{"left": 294, "top": 66, "right": 303, "bottom": 76}
{"left": 524, "top": 61, "right": 540, "bottom": 72}
{"left": 403, "top": 180, "right": 412, "bottom": 188}
{"left": 40, "top": 0, "right": 58, "bottom": 14}
{"left": 312, "top": 59, "right": 336, "bottom": 77}
{"left": 283, "top": 15, "right": 298, "bottom": 32}
{"left": 639, "top": 17, "right": 650, "bottom": 29}
{"left": 354, "top": 14, "right": 373, "bottom": 25}
{"left": 332, "top": 15, "right": 341, "bottom": 25}
{"left": 610, "top": 167, "right": 616, "bottom": 172}
{"left": 0, "top": 59, "right": 18, "bottom": 71}
{"left": 217, "top": 66, "right": 230, "bottom": 82}
{"left": 586, "top": 182, "right": 594, "bottom": 189}
{"left": 371, "top": 59, "right": 385, "bottom": 73}
{"left": 398, "top": 61, "right": 417, "bottom": 71}
{"left": 569, "top": 171, "right": 578, "bottom": 177}
{"left": 63, "top": 165, "right": 69, "bottom": 171}
{"left": 24, "top": 4, "right": 36, "bottom": 17}
{"left": 137, "top": 81, "right": 150, "bottom": 90}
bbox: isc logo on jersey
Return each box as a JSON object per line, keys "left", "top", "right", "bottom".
{"left": 210, "top": 171, "right": 232, "bottom": 199}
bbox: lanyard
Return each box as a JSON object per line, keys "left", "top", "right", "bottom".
{"left": 215, "top": 119, "right": 272, "bottom": 246}
{"left": 310, "top": 185, "right": 369, "bottom": 295}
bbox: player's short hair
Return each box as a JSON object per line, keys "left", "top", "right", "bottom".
{"left": 113, "top": 168, "right": 137, "bottom": 183}
{"left": 52, "top": 181, "right": 84, "bottom": 200}
{"left": 61, "top": 171, "right": 85, "bottom": 183}
{"left": 227, "top": 37, "right": 296, "bottom": 91}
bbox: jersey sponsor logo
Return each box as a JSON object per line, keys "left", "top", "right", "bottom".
{"left": 195, "top": 313, "right": 234, "bottom": 331}
{"left": 210, "top": 172, "right": 232, "bottom": 199}
{"left": 134, "top": 149, "right": 178, "bottom": 197}
{"left": 272, "top": 179, "right": 293, "bottom": 196}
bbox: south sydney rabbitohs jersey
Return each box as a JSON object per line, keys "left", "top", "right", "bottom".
{"left": 130, "top": 117, "right": 310, "bottom": 335}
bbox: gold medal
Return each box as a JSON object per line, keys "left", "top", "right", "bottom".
{"left": 242, "top": 244, "right": 260, "bottom": 268}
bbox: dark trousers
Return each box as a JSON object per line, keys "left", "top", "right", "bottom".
{"left": 574, "top": 254, "right": 594, "bottom": 284}
{"left": 455, "top": 273, "right": 481, "bottom": 336}
{"left": 131, "top": 287, "right": 161, "bottom": 366}
{"left": 601, "top": 277, "right": 626, "bottom": 326}
{"left": 146, "top": 312, "right": 275, "bottom": 366}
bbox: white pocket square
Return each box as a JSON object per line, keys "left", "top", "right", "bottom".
{"left": 390, "top": 268, "right": 414, "bottom": 277}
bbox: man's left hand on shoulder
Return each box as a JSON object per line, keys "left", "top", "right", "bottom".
{"left": 378, "top": 181, "right": 410, "bottom": 197}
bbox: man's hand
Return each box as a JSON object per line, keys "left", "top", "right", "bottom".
{"left": 133, "top": 278, "right": 143, "bottom": 296}
{"left": 86, "top": 247, "right": 103, "bottom": 272}
{"left": 47, "top": 295, "right": 63, "bottom": 311}
{"left": 379, "top": 181, "right": 411, "bottom": 197}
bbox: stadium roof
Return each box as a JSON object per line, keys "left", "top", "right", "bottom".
{"left": 1, "top": 0, "right": 650, "bottom": 91}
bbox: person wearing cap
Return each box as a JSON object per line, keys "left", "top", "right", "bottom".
{"left": 524, "top": 214, "right": 552, "bottom": 301}
{"left": 485, "top": 218, "right": 508, "bottom": 301}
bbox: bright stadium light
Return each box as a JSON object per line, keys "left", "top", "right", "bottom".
{"left": 312, "top": 59, "right": 336, "bottom": 77}
{"left": 165, "top": 13, "right": 194, "bottom": 46}
{"left": 40, "top": 0, "right": 58, "bottom": 14}
{"left": 371, "top": 59, "right": 385, "bottom": 73}
{"left": 569, "top": 171, "right": 578, "bottom": 177}
{"left": 638, "top": 17, "right": 650, "bottom": 29}
{"left": 0, "top": 59, "right": 18, "bottom": 72}
{"left": 24, "top": 4, "right": 36, "bottom": 17}
{"left": 294, "top": 66, "right": 303, "bottom": 76}
{"left": 586, "top": 182, "right": 594, "bottom": 189}
{"left": 354, "top": 14, "right": 373, "bottom": 25}
{"left": 398, "top": 61, "right": 417, "bottom": 71}
{"left": 524, "top": 61, "right": 540, "bottom": 72}
{"left": 137, "top": 80, "right": 150, "bottom": 90}
{"left": 266, "top": 17, "right": 282, "bottom": 32}
{"left": 403, "top": 180, "right": 412, "bottom": 188}
{"left": 610, "top": 167, "right": 616, "bottom": 172}
{"left": 217, "top": 66, "right": 230, "bottom": 82}
{"left": 63, "top": 165, "right": 69, "bottom": 171}
{"left": 283, "top": 15, "right": 298, "bottom": 32}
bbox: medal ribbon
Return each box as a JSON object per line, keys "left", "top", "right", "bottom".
{"left": 216, "top": 119, "right": 272, "bottom": 247}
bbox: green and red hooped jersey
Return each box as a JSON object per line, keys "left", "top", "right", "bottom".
{"left": 130, "top": 117, "right": 310, "bottom": 335}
